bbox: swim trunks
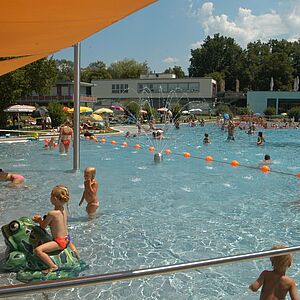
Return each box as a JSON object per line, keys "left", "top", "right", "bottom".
{"left": 54, "top": 235, "right": 70, "bottom": 249}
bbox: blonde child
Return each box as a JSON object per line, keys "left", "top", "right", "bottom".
{"left": 0, "top": 168, "right": 25, "bottom": 187}
{"left": 79, "top": 167, "right": 99, "bottom": 219}
{"left": 32, "top": 185, "right": 79, "bottom": 274}
{"left": 249, "top": 245, "right": 299, "bottom": 300}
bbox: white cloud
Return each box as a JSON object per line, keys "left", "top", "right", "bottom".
{"left": 162, "top": 57, "right": 179, "bottom": 64}
{"left": 191, "top": 40, "right": 203, "bottom": 49}
{"left": 189, "top": 1, "right": 300, "bottom": 48}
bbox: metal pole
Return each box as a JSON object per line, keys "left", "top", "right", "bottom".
{"left": 73, "top": 42, "right": 81, "bottom": 171}
{"left": 0, "top": 246, "right": 300, "bottom": 298}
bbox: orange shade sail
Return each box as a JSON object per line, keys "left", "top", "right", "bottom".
{"left": 0, "top": 0, "right": 157, "bottom": 75}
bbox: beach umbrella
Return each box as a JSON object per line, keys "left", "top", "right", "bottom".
{"left": 181, "top": 110, "right": 190, "bottom": 115}
{"left": 4, "top": 104, "right": 36, "bottom": 113}
{"left": 111, "top": 105, "right": 124, "bottom": 111}
{"left": 93, "top": 108, "right": 113, "bottom": 114}
{"left": 189, "top": 108, "right": 202, "bottom": 114}
{"left": 68, "top": 107, "right": 93, "bottom": 114}
{"left": 281, "top": 112, "right": 288, "bottom": 116}
{"left": 157, "top": 107, "right": 169, "bottom": 112}
{"left": 32, "top": 106, "right": 49, "bottom": 118}
{"left": 90, "top": 114, "right": 103, "bottom": 121}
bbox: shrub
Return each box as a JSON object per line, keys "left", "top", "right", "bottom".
{"left": 47, "top": 102, "right": 68, "bottom": 127}
{"left": 287, "top": 106, "right": 300, "bottom": 121}
{"left": 215, "top": 104, "right": 233, "bottom": 118}
{"left": 264, "top": 107, "right": 276, "bottom": 116}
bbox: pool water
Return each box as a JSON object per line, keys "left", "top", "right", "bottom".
{"left": 1, "top": 124, "right": 300, "bottom": 299}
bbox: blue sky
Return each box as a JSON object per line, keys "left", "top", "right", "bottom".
{"left": 54, "top": 0, "right": 300, "bottom": 74}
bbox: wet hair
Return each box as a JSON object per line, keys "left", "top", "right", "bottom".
{"left": 0, "top": 169, "right": 2, "bottom": 172}
{"left": 270, "top": 245, "right": 292, "bottom": 273}
{"left": 264, "top": 154, "right": 271, "bottom": 160}
{"left": 258, "top": 131, "right": 263, "bottom": 137}
{"left": 204, "top": 133, "right": 209, "bottom": 137}
{"left": 84, "top": 166, "right": 96, "bottom": 179}
{"left": 51, "top": 185, "right": 70, "bottom": 203}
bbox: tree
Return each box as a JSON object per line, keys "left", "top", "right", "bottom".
{"left": 188, "top": 34, "right": 245, "bottom": 90}
{"left": 108, "top": 59, "right": 149, "bottom": 79}
{"left": 55, "top": 59, "right": 74, "bottom": 81}
{"left": 24, "top": 57, "right": 57, "bottom": 95}
{"left": 47, "top": 102, "right": 68, "bottom": 127}
{"left": 164, "top": 66, "right": 185, "bottom": 78}
{"left": 206, "top": 71, "right": 225, "bottom": 91}
{"left": 264, "top": 107, "right": 276, "bottom": 116}
{"left": 81, "top": 61, "right": 112, "bottom": 82}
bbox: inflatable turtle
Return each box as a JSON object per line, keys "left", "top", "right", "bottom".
{"left": 1, "top": 217, "right": 88, "bottom": 283}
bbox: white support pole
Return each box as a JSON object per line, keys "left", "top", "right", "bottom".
{"left": 73, "top": 43, "right": 81, "bottom": 171}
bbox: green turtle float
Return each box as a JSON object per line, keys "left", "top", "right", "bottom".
{"left": 1, "top": 217, "right": 88, "bottom": 283}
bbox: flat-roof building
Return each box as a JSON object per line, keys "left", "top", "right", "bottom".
{"left": 92, "top": 74, "right": 217, "bottom": 110}
{"left": 247, "top": 91, "right": 300, "bottom": 114}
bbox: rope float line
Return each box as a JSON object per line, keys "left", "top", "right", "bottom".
{"left": 89, "top": 138, "right": 300, "bottom": 178}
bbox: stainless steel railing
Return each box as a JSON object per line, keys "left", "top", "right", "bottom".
{"left": 1, "top": 245, "right": 300, "bottom": 298}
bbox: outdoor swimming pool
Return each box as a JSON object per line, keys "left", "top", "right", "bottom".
{"left": 1, "top": 124, "right": 300, "bottom": 299}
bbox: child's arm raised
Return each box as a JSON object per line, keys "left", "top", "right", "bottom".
{"left": 249, "top": 270, "right": 266, "bottom": 292}
{"left": 288, "top": 278, "right": 300, "bottom": 300}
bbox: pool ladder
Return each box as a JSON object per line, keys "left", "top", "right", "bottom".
{"left": 1, "top": 245, "right": 300, "bottom": 298}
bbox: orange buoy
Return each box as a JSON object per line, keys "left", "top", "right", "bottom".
{"left": 205, "top": 155, "right": 213, "bottom": 162}
{"left": 54, "top": 143, "right": 58, "bottom": 147}
{"left": 134, "top": 144, "right": 141, "bottom": 149}
{"left": 261, "top": 165, "right": 270, "bottom": 173}
{"left": 122, "top": 142, "right": 128, "bottom": 147}
{"left": 230, "top": 160, "right": 239, "bottom": 167}
{"left": 165, "top": 149, "right": 172, "bottom": 155}
{"left": 100, "top": 138, "right": 106, "bottom": 143}
{"left": 111, "top": 140, "right": 117, "bottom": 145}
{"left": 183, "top": 152, "right": 191, "bottom": 158}
{"left": 149, "top": 146, "right": 155, "bottom": 152}
{"left": 297, "top": 172, "right": 300, "bottom": 178}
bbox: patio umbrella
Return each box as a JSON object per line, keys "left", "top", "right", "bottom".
{"left": 181, "top": 110, "right": 190, "bottom": 115}
{"left": 93, "top": 108, "right": 114, "bottom": 114}
{"left": 32, "top": 106, "right": 49, "bottom": 118}
{"left": 157, "top": 107, "right": 169, "bottom": 112}
{"left": 90, "top": 114, "right": 103, "bottom": 121}
{"left": 281, "top": 112, "right": 288, "bottom": 116}
{"left": 4, "top": 104, "right": 36, "bottom": 113}
{"left": 189, "top": 108, "right": 202, "bottom": 114}
{"left": 111, "top": 105, "right": 124, "bottom": 111}
{"left": 68, "top": 107, "right": 93, "bottom": 114}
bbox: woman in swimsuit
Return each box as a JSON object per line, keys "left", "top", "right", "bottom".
{"left": 58, "top": 121, "right": 73, "bottom": 153}
{"left": 79, "top": 166, "right": 99, "bottom": 220}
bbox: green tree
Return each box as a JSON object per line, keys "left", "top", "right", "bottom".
{"left": 24, "top": 57, "right": 57, "bottom": 95}
{"left": 164, "top": 66, "right": 185, "bottom": 78}
{"left": 55, "top": 59, "right": 74, "bottom": 81}
{"left": 215, "top": 104, "right": 233, "bottom": 117}
{"left": 287, "top": 106, "right": 300, "bottom": 121}
{"left": 47, "top": 102, "right": 68, "bottom": 127}
{"left": 108, "top": 59, "right": 149, "bottom": 79}
{"left": 188, "top": 34, "right": 245, "bottom": 90}
{"left": 81, "top": 61, "right": 112, "bottom": 82}
{"left": 206, "top": 71, "right": 225, "bottom": 91}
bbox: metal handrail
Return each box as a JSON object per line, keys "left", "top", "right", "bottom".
{"left": 1, "top": 246, "right": 300, "bottom": 298}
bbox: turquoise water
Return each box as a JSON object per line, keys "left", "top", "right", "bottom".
{"left": 1, "top": 124, "right": 300, "bottom": 299}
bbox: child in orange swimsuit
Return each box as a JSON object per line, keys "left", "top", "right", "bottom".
{"left": 32, "top": 185, "right": 79, "bottom": 274}
{"left": 0, "top": 168, "right": 25, "bottom": 187}
{"left": 79, "top": 166, "right": 99, "bottom": 220}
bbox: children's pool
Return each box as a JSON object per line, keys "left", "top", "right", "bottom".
{"left": 1, "top": 124, "right": 300, "bottom": 299}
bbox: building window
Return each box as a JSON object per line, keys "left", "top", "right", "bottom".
{"left": 267, "top": 98, "right": 276, "bottom": 108}
{"left": 189, "top": 83, "right": 199, "bottom": 92}
{"left": 112, "top": 83, "right": 128, "bottom": 93}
